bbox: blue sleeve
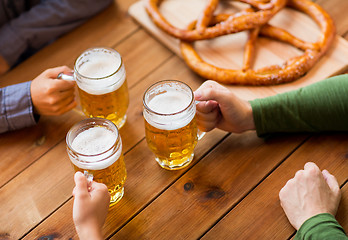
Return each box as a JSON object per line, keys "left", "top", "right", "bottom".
{"left": 0, "top": 0, "right": 112, "bottom": 66}
{"left": 0, "top": 81, "right": 38, "bottom": 133}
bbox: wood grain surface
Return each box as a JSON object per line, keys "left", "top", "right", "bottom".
{"left": 0, "top": 0, "right": 347, "bottom": 239}
{"left": 129, "top": 0, "right": 348, "bottom": 100}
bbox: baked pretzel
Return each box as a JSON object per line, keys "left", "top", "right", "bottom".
{"left": 179, "top": 0, "right": 335, "bottom": 85}
{"left": 146, "top": 0, "right": 287, "bottom": 41}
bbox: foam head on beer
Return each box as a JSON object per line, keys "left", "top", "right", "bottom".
{"left": 148, "top": 90, "right": 190, "bottom": 114}
{"left": 144, "top": 88, "right": 195, "bottom": 131}
{"left": 79, "top": 54, "right": 119, "bottom": 79}
{"left": 70, "top": 126, "right": 121, "bottom": 170}
{"left": 75, "top": 48, "right": 126, "bottom": 95}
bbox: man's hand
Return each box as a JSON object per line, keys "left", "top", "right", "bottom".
{"left": 194, "top": 80, "right": 255, "bottom": 133}
{"left": 30, "top": 66, "right": 76, "bottom": 115}
{"left": 279, "top": 162, "right": 341, "bottom": 230}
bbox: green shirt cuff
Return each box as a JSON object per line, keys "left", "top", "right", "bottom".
{"left": 295, "top": 213, "right": 347, "bottom": 240}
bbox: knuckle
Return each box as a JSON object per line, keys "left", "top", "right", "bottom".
{"left": 278, "top": 187, "right": 285, "bottom": 199}
{"left": 294, "top": 169, "right": 304, "bottom": 179}
{"left": 42, "top": 69, "right": 51, "bottom": 75}
{"left": 47, "top": 96, "right": 58, "bottom": 106}
{"left": 96, "top": 183, "right": 109, "bottom": 193}
{"left": 307, "top": 167, "right": 320, "bottom": 177}
{"left": 205, "top": 80, "right": 218, "bottom": 86}
{"left": 50, "top": 104, "right": 63, "bottom": 115}
{"left": 205, "top": 87, "right": 215, "bottom": 97}
{"left": 46, "top": 85, "right": 57, "bottom": 94}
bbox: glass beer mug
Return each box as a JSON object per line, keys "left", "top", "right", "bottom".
{"left": 143, "top": 80, "right": 205, "bottom": 170}
{"left": 66, "top": 118, "right": 127, "bottom": 206}
{"left": 59, "top": 47, "right": 129, "bottom": 129}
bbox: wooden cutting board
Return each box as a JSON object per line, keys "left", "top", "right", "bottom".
{"left": 129, "top": 0, "right": 348, "bottom": 100}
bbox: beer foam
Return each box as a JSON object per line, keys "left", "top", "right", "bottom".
{"left": 79, "top": 54, "right": 119, "bottom": 78}
{"left": 76, "top": 50, "right": 126, "bottom": 95}
{"left": 148, "top": 91, "right": 191, "bottom": 114}
{"left": 144, "top": 90, "right": 195, "bottom": 130}
{"left": 70, "top": 127, "right": 122, "bottom": 170}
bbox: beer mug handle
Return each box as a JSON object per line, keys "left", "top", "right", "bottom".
{"left": 57, "top": 72, "right": 75, "bottom": 81}
{"left": 84, "top": 170, "right": 94, "bottom": 190}
{"left": 195, "top": 100, "right": 206, "bottom": 140}
{"left": 197, "top": 130, "right": 205, "bottom": 140}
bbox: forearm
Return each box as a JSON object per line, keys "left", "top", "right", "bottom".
{"left": 295, "top": 213, "right": 347, "bottom": 240}
{"left": 0, "top": 81, "right": 38, "bottom": 133}
{"left": 75, "top": 223, "right": 103, "bottom": 240}
{"left": 250, "top": 74, "right": 348, "bottom": 137}
{"left": 0, "top": 0, "right": 112, "bottom": 66}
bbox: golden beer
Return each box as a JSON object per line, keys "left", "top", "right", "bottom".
{"left": 75, "top": 47, "right": 129, "bottom": 129}
{"left": 66, "top": 118, "right": 127, "bottom": 206}
{"left": 78, "top": 79, "right": 129, "bottom": 128}
{"left": 143, "top": 80, "right": 199, "bottom": 170}
{"left": 144, "top": 118, "right": 198, "bottom": 169}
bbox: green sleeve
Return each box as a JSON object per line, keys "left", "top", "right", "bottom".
{"left": 250, "top": 74, "right": 348, "bottom": 137}
{"left": 295, "top": 213, "right": 347, "bottom": 240}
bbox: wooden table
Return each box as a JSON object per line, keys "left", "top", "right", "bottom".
{"left": 0, "top": 0, "right": 347, "bottom": 239}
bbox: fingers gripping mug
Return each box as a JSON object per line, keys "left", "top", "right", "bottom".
{"left": 59, "top": 47, "right": 129, "bottom": 129}
{"left": 143, "top": 80, "right": 205, "bottom": 170}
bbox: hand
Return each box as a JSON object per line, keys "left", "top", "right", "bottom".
{"left": 279, "top": 162, "right": 341, "bottom": 230}
{"left": 72, "top": 172, "right": 111, "bottom": 240}
{"left": 30, "top": 66, "right": 77, "bottom": 115}
{"left": 194, "top": 80, "right": 255, "bottom": 133}
{"left": 0, "top": 55, "right": 10, "bottom": 75}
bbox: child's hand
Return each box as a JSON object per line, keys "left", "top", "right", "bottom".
{"left": 72, "top": 172, "right": 110, "bottom": 240}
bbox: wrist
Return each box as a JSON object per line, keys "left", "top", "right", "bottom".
{"left": 75, "top": 222, "right": 103, "bottom": 240}
{"left": 243, "top": 101, "right": 255, "bottom": 131}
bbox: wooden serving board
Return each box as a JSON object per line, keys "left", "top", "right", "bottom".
{"left": 129, "top": 0, "right": 348, "bottom": 100}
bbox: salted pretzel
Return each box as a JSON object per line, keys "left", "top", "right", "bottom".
{"left": 179, "top": 0, "right": 335, "bottom": 85}
{"left": 146, "top": 0, "right": 287, "bottom": 41}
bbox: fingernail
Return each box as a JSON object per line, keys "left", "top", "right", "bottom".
{"left": 75, "top": 171, "right": 84, "bottom": 177}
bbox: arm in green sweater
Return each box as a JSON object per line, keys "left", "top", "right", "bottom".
{"left": 250, "top": 74, "right": 348, "bottom": 137}
{"left": 295, "top": 213, "right": 347, "bottom": 240}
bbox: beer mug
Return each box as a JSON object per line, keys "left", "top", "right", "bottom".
{"left": 59, "top": 47, "right": 129, "bottom": 129}
{"left": 66, "top": 118, "right": 127, "bottom": 206}
{"left": 143, "top": 80, "right": 205, "bottom": 170}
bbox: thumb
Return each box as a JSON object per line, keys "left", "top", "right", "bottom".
{"left": 45, "top": 66, "right": 73, "bottom": 78}
{"left": 322, "top": 169, "right": 340, "bottom": 194}
{"left": 73, "top": 172, "right": 89, "bottom": 197}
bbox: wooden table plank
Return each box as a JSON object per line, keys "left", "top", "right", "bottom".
{"left": 110, "top": 133, "right": 308, "bottom": 239}
{"left": 23, "top": 130, "right": 227, "bottom": 239}
{"left": 0, "top": 31, "right": 172, "bottom": 189}
{"left": 0, "top": 112, "right": 84, "bottom": 188}
{"left": 0, "top": 22, "right": 172, "bottom": 188}
{"left": 200, "top": 134, "right": 348, "bottom": 239}
{"left": 0, "top": 140, "right": 74, "bottom": 239}
{"left": 315, "top": 0, "right": 348, "bottom": 36}
{"left": 0, "top": 26, "right": 173, "bottom": 239}
{"left": 18, "top": 51, "right": 226, "bottom": 239}
{"left": 2, "top": 0, "right": 348, "bottom": 239}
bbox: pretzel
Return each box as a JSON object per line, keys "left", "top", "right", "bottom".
{"left": 179, "top": 0, "right": 335, "bottom": 85}
{"left": 145, "top": 0, "right": 287, "bottom": 41}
